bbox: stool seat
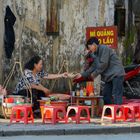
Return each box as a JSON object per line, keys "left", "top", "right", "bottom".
{"left": 66, "top": 105, "right": 90, "bottom": 124}
{"left": 42, "top": 105, "right": 66, "bottom": 124}
{"left": 10, "top": 105, "right": 34, "bottom": 124}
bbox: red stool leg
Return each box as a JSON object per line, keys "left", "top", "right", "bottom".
{"left": 101, "top": 106, "right": 106, "bottom": 122}
{"left": 74, "top": 108, "right": 79, "bottom": 124}
{"left": 16, "top": 109, "right": 20, "bottom": 119}
{"left": 76, "top": 108, "right": 80, "bottom": 124}
{"left": 26, "top": 107, "right": 33, "bottom": 124}
{"left": 30, "top": 108, "right": 34, "bottom": 124}
{"left": 124, "top": 108, "right": 129, "bottom": 121}
{"left": 43, "top": 108, "right": 50, "bottom": 124}
{"left": 112, "top": 106, "right": 116, "bottom": 123}
{"left": 43, "top": 111, "right": 46, "bottom": 124}
{"left": 52, "top": 108, "right": 56, "bottom": 124}
{"left": 85, "top": 108, "right": 90, "bottom": 123}
{"left": 138, "top": 106, "right": 140, "bottom": 120}
{"left": 62, "top": 109, "right": 66, "bottom": 123}
{"left": 10, "top": 108, "right": 15, "bottom": 124}
{"left": 66, "top": 108, "right": 71, "bottom": 123}
{"left": 16, "top": 109, "right": 21, "bottom": 122}
{"left": 131, "top": 107, "right": 135, "bottom": 122}
{"left": 78, "top": 108, "right": 85, "bottom": 124}
{"left": 24, "top": 108, "right": 28, "bottom": 124}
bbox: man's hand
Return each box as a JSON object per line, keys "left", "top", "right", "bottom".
{"left": 61, "top": 72, "right": 68, "bottom": 78}
{"left": 74, "top": 73, "right": 82, "bottom": 79}
{"left": 91, "top": 73, "right": 95, "bottom": 79}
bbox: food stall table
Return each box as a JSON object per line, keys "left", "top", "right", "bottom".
{"left": 73, "top": 96, "right": 103, "bottom": 118}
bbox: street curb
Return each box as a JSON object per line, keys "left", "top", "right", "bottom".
{"left": 0, "top": 126, "right": 140, "bottom": 137}
{"left": 64, "top": 126, "right": 140, "bottom": 135}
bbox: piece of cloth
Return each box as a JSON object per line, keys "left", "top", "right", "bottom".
{"left": 84, "top": 51, "right": 95, "bottom": 71}
{"left": 74, "top": 51, "right": 95, "bottom": 83}
{"left": 4, "top": 6, "right": 16, "bottom": 59}
{"left": 17, "top": 89, "right": 45, "bottom": 111}
{"left": 15, "top": 69, "right": 48, "bottom": 93}
{"left": 73, "top": 52, "right": 96, "bottom": 83}
{"left": 82, "top": 45, "right": 125, "bottom": 82}
{"left": 103, "top": 76, "right": 124, "bottom": 105}
{"left": 81, "top": 52, "right": 97, "bottom": 78}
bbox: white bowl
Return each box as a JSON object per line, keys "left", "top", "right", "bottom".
{"left": 3, "top": 103, "right": 16, "bottom": 108}
{"left": 41, "top": 97, "right": 50, "bottom": 101}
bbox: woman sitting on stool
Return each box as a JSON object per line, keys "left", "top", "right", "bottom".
{"left": 15, "top": 55, "right": 67, "bottom": 113}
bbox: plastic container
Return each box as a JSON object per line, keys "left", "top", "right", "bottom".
{"left": 5, "top": 98, "right": 14, "bottom": 103}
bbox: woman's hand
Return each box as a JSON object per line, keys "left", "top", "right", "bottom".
{"left": 0, "top": 85, "right": 7, "bottom": 96}
{"left": 43, "top": 88, "right": 50, "bottom": 94}
{"left": 45, "top": 73, "right": 68, "bottom": 79}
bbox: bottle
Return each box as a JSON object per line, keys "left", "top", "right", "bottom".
{"left": 45, "top": 99, "right": 50, "bottom": 105}
{"left": 76, "top": 83, "right": 80, "bottom": 96}
{"left": 94, "top": 82, "right": 98, "bottom": 96}
{"left": 83, "top": 88, "right": 87, "bottom": 96}
{"left": 88, "top": 82, "right": 94, "bottom": 96}
{"left": 80, "top": 87, "right": 84, "bottom": 97}
{"left": 72, "top": 91, "right": 75, "bottom": 97}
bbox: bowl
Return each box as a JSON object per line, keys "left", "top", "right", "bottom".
{"left": 49, "top": 93, "right": 70, "bottom": 100}
{"left": 41, "top": 97, "right": 50, "bottom": 101}
{"left": 5, "top": 98, "right": 14, "bottom": 103}
{"left": 3, "top": 103, "right": 16, "bottom": 108}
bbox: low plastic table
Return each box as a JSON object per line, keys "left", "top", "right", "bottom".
{"left": 73, "top": 96, "right": 103, "bottom": 118}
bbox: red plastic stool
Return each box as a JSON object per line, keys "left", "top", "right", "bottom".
{"left": 42, "top": 105, "right": 66, "bottom": 124}
{"left": 128, "top": 103, "right": 140, "bottom": 120}
{"left": 10, "top": 105, "right": 34, "bottom": 124}
{"left": 123, "top": 103, "right": 140, "bottom": 122}
{"left": 101, "top": 105, "right": 125, "bottom": 123}
{"left": 66, "top": 106, "right": 90, "bottom": 124}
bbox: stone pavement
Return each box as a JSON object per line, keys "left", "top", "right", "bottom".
{"left": 0, "top": 118, "right": 140, "bottom": 136}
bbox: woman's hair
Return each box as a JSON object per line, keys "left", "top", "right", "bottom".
{"left": 24, "top": 55, "right": 42, "bottom": 70}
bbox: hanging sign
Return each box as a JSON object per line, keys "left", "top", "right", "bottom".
{"left": 86, "top": 26, "right": 118, "bottom": 49}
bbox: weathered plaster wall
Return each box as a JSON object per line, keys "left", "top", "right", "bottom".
{"left": 1, "top": 0, "right": 116, "bottom": 92}
{"left": 0, "top": 0, "right": 4, "bottom": 84}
